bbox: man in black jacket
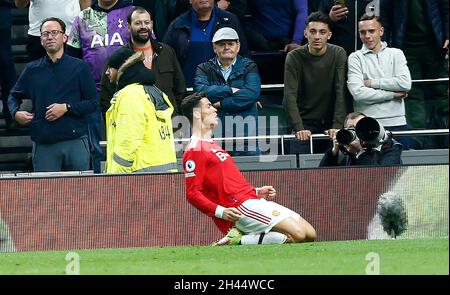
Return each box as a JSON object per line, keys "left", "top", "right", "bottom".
{"left": 8, "top": 17, "right": 98, "bottom": 172}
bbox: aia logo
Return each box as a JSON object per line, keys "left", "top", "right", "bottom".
{"left": 90, "top": 32, "right": 124, "bottom": 48}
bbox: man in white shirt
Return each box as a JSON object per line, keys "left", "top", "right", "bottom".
{"left": 15, "top": 0, "right": 91, "bottom": 60}
{"left": 347, "top": 14, "right": 412, "bottom": 149}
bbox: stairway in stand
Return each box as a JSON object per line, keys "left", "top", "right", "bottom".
{"left": 0, "top": 7, "right": 32, "bottom": 173}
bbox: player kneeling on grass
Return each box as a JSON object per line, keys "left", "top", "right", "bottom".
{"left": 181, "top": 92, "right": 317, "bottom": 245}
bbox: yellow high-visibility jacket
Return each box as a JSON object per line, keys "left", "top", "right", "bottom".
{"left": 105, "top": 84, "right": 177, "bottom": 173}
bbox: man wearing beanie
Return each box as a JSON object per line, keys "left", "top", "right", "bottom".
{"left": 105, "top": 47, "right": 135, "bottom": 85}
{"left": 105, "top": 51, "right": 177, "bottom": 173}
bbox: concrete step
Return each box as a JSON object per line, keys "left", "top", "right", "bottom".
{"left": 11, "top": 7, "right": 29, "bottom": 26}
{"left": 0, "top": 146, "right": 32, "bottom": 154}
{"left": 0, "top": 134, "right": 31, "bottom": 148}
{"left": 0, "top": 152, "right": 32, "bottom": 162}
{"left": 0, "top": 8, "right": 35, "bottom": 173}
{"left": 0, "top": 161, "right": 32, "bottom": 173}
{"left": 0, "top": 127, "right": 30, "bottom": 137}
{"left": 11, "top": 25, "right": 28, "bottom": 45}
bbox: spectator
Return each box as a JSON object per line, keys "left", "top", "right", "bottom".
{"left": 174, "top": 0, "right": 190, "bottom": 17}
{"left": 14, "top": 0, "right": 91, "bottom": 61}
{"left": 131, "top": 0, "right": 177, "bottom": 39}
{"left": 104, "top": 47, "right": 134, "bottom": 84}
{"left": 215, "top": 0, "right": 248, "bottom": 22}
{"left": 319, "top": 0, "right": 371, "bottom": 114}
{"left": 99, "top": 6, "right": 185, "bottom": 117}
{"left": 308, "top": 0, "right": 320, "bottom": 13}
{"left": 67, "top": 0, "right": 134, "bottom": 88}
{"left": 347, "top": 15, "right": 412, "bottom": 149}
{"left": 283, "top": 11, "right": 347, "bottom": 154}
{"left": 181, "top": 92, "right": 316, "bottom": 245}
{"left": 319, "top": 112, "right": 403, "bottom": 166}
{"left": 380, "top": 0, "right": 449, "bottom": 149}
{"left": 0, "top": 1, "right": 16, "bottom": 129}
{"left": 245, "top": 0, "right": 308, "bottom": 52}
{"left": 163, "top": 0, "right": 248, "bottom": 87}
{"left": 173, "top": 0, "right": 248, "bottom": 18}
{"left": 319, "top": 0, "right": 369, "bottom": 55}
{"left": 105, "top": 51, "right": 177, "bottom": 173}
{"left": 8, "top": 17, "right": 98, "bottom": 172}
{"left": 66, "top": 0, "right": 135, "bottom": 173}
{"left": 194, "top": 27, "right": 260, "bottom": 156}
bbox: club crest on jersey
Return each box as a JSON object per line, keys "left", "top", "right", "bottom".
{"left": 185, "top": 160, "right": 196, "bottom": 177}
{"left": 272, "top": 210, "right": 280, "bottom": 217}
{"left": 118, "top": 19, "right": 124, "bottom": 28}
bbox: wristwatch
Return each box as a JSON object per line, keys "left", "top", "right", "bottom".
{"left": 66, "top": 103, "right": 72, "bottom": 114}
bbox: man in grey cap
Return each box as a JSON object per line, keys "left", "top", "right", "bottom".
{"left": 194, "top": 27, "right": 261, "bottom": 156}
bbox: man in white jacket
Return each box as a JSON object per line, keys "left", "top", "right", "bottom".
{"left": 347, "top": 14, "right": 412, "bottom": 149}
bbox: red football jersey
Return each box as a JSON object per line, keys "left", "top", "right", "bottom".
{"left": 183, "top": 136, "right": 260, "bottom": 233}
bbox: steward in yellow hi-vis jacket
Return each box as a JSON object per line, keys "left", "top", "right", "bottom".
{"left": 105, "top": 52, "right": 177, "bottom": 173}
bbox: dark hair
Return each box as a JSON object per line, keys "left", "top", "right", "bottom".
{"left": 127, "top": 6, "right": 152, "bottom": 24}
{"left": 181, "top": 92, "right": 207, "bottom": 124}
{"left": 359, "top": 14, "right": 382, "bottom": 24}
{"left": 305, "top": 11, "right": 332, "bottom": 30}
{"left": 344, "top": 111, "right": 366, "bottom": 128}
{"left": 40, "top": 17, "right": 66, "bottom": 33}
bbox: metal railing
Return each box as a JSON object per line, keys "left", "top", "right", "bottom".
{"left": 209, "top": 129, "right": 449, "bottom": 155}
{"left": 102, "top": 78, "right": 449, "bottom": 153}
{"left": 186, "top": 78, "right": 449, "bottom": 93}
{"left": 100, "top": 129, "right": 449, "bottom": 155}
{"left": 304, "top": 129, "right": 449, "bottom": 155}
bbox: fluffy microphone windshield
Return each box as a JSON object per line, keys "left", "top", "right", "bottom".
{"left": 377, "top": 192, "right": 408, "bottom": 239}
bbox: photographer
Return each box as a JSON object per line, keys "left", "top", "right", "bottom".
{"left": 319, "top": 112, "right": 403, "bottom": 167}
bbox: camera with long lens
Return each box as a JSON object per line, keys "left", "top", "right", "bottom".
{"left": 336, "top": 127, "right": 357, "bottom": 145}
{"left": 336, "top": 117, "right": 390, "bottom": 147}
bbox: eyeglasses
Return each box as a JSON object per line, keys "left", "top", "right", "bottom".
{"left": 41, "top": 30, "right": 64, "bottom": 38}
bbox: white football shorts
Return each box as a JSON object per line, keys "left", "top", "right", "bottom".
{"left": 235, "top": 198, "right": 301, "bottom": 234}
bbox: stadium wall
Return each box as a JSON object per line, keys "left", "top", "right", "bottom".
{"left": 0, "top": 165, "right": 448, "bottom": 252}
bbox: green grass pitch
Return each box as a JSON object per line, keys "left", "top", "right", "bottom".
{"left": 0, "top": 237, "right": 447, "bottom": 275}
